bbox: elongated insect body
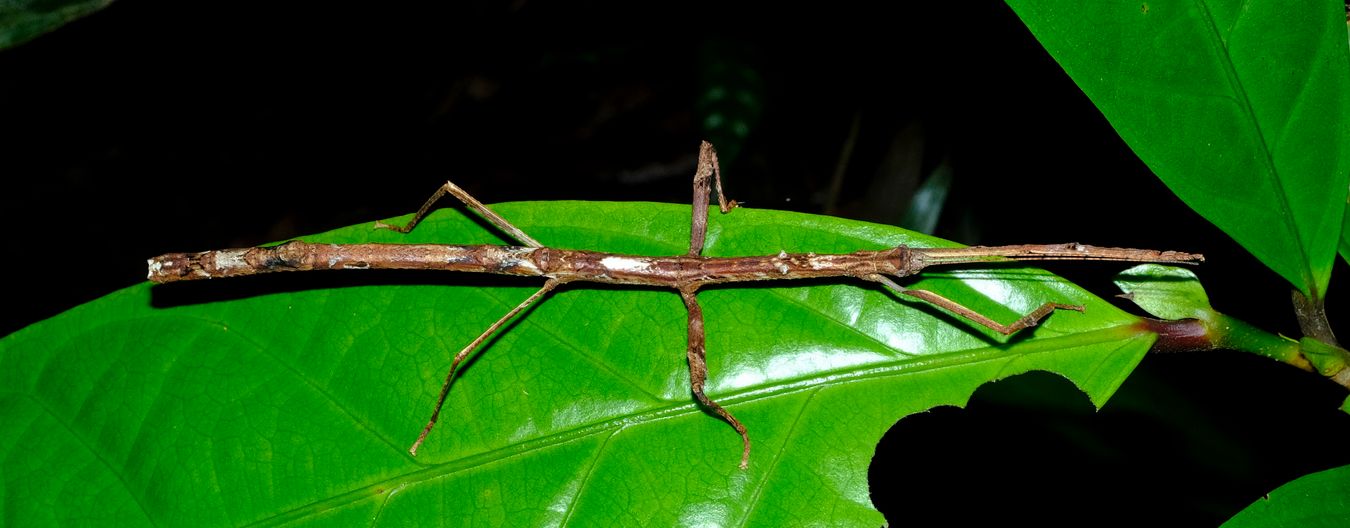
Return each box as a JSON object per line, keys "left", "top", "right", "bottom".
{"left": 149, "top": 241, "right": 1198, "bottom": 287}
{"left": 147, "top": 142, "right": 1203, "bottom": 469}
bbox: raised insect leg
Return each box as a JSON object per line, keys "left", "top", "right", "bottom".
{"left": 409, "top": 279, "right": 561, "bottom": 456}
{"left": 376, "top": 180, "right": 543, "bottom": 248}
{"left": 867, "top": 274, "right": 1083, "bottom": 336}
{"left": 680, "top": 287, "right": 751, "bottom": 469}
{"left": 688, "top": 141, "right": 739, "bottom": 256}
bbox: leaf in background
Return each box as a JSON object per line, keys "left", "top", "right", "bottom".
{"left": 697, "top": 39, "right": 765, "bottom": 164}
{"left": 1006, "top": 0, "right": 1350, "bottom": 300}
{"left": 1222, "top": 463, "right": 1350, "bottom": 527}
{"left": 1, "top": 202, "right": 1157, "bottom": 526}
{"left": 898, "top": 160, "right": 954, "bottom": 235}
{"left": 0, "top": 0, "right": 112, "bottom": 50}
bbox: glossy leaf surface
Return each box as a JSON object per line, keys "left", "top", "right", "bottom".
{"left": 1007, "top": 0, "right": 1350, "bottom": 299}
{"left": 1, "top": 201, "right": 1156, "bottom": 526}
{"left": 1223, "top": 464, "right": 1350, "bottom": 527}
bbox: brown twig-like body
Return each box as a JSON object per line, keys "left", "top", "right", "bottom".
{"left": 148, "top": 241, "right": 1195, "bottom": 289}
{"left": 147, "top": 142, "right": 1203, "bottom": 469}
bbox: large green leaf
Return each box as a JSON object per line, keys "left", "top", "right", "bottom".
{"left": 1, "top": 201, "right": 1157, "bottom": 526}
{"left": 1006, "top": 0, "right": 1350, "bottom": 299}
{"left": 1222, "top": 464, "right": 1350, "bottom": 527}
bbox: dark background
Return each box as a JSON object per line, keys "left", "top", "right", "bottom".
{"left": 3, "top": 2, "right": 1348, "bottom": 525}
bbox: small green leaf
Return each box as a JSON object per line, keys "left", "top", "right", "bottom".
{"left": 1113, "top": 264, "right": 1212, "bottom": 320}
{"left": 0, "top": 0, "right": 113, "bottom": 50}
{"left": 1006, "top": 0, "right": 1350, "bottom": 299}
{"left": 1, "top": 202, "right": 1157, "bottom": 526}
{"left": 1222, "top": 464, "right": 1350, "bottom": 527}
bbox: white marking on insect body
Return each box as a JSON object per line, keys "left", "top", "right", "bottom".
{"left": 509, "top": 258, "right": 540, "bottom": 274}
{"left": 215, "top": 248, "right": 250, "bottom": 272}
{"left": 501, "top": 247, "right": 541, "bottom": 273}
{"left": 600, "top": 256, "right": 651, "bottom": 273}
{"left": 773, "top": 250, "right": 791, "bottom": 274}
{"left": 444, "top": 249, "right": 476, "bottom": 264}
{"left": 147, "top": 259, "right": 165, "bottom": 275}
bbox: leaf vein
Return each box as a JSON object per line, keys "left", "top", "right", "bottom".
{"left": 21, "top": 392, "right": 160, "bottom": 528}
{"left": 1195, "top": 0, "right": 1314, "bottom": 290}
{"left": 736, "top": 387, "right": 823, "bottom": 528}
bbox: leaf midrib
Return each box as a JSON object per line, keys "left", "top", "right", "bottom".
{"left": 1194, "top": 0, "right": 1313, "bottom": 290}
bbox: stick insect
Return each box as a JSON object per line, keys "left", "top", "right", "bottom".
{"left": 147, "top": 142, "right": 1203, "bottom": 469}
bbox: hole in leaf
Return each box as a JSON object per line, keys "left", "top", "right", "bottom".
{"left": 869, "top": 355, "right": 1350, "bottom": 525}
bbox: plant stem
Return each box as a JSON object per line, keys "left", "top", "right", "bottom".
{"left": 1292, "top": 289, "right": 1339, "bottom": 346}
{"left": 1145, "top": 311, "right": 1350, "bottom": 391}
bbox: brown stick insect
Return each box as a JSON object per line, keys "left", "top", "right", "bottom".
{"left": 147, "top": 142, "right": 1203, "bottom": 469}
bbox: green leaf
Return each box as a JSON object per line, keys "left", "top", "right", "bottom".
{"left": 2, "top": 201, "right": 1156, "bottom": 526}
{"left": 0, "top": 0, "right": 113, "bottom": 50}
{"left": 1113, "top": 264, "right": 1212, "bottom": 320}
{"left": 1006, "top": 0, "right": 1350, "bottom": 299}
{"left": 1222, "top": 464, "right": 1350, "bottom": 527}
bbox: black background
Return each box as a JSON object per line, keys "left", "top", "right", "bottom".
{"left": 3, "top": 2, "right": 1349, "bottom": 525}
